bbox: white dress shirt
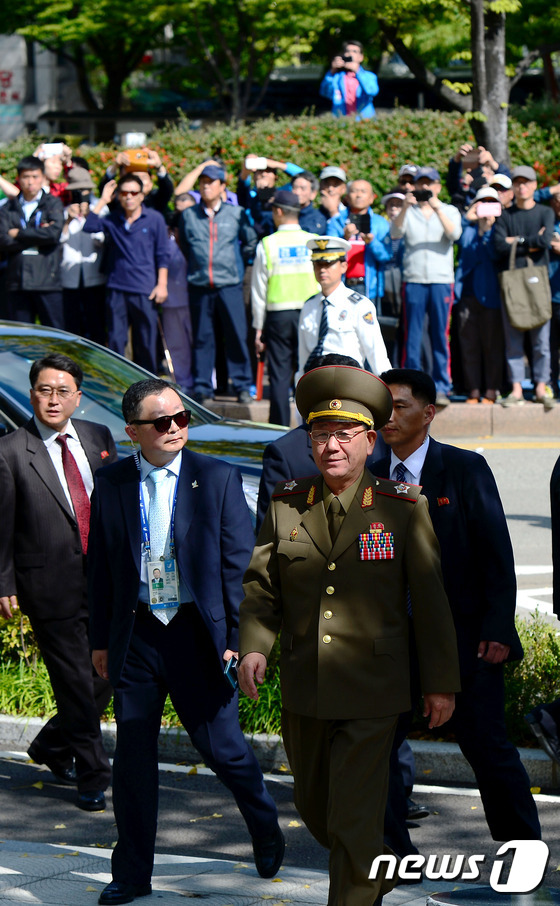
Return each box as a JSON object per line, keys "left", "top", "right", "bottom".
{"left": 389, "top": 434, "right": 430, "bottom": 485}
{"left": 138, "top": 451, "right": 191, "bottom": 604}
{"left": 34, "top": 416, "right": 94, "bottom": 513}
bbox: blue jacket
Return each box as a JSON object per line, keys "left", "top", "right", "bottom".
{"left": 327, "top": 208, "right": 391, "bottom": 301}
{"left": 319, "top": 68, "right": 379, "bottom": 120}
{"left": 178, "top": 201, "right": 257, "bottom": 288}
{"left": 454, "top": 222, "right": 501, "bottom": 309}
{"left": 550, "top": 214, "right": 560, "bottom": 305}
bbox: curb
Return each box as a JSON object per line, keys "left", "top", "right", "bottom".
{"left": 1, "top": 713, "right": 558, "bottom": 790}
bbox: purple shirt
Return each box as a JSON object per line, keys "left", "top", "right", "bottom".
{"left": 84, "top": 205, "right": 170, "bottom": 295}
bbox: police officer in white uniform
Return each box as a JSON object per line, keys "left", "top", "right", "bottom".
{"left": 297, "top": 237, "right": 391, "bottom": 380}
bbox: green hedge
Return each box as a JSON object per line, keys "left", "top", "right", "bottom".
{"left": 2, "top": 611, "right": 559, "bottom": 748}
{"left": 1, "top": 109, "right": 559, "bottom": 211}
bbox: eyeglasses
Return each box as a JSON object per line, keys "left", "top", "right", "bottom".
{"left": 130, "top": 410, "right": 191, "bottom": 433}
{"left": 119, "top": 190, "right": 142, "bottom": 197}
{"left": 34, "top": 387, "right": 79, "bottom": 400}
{"left": 309, "top": 427, "right": 367, "bottom": 444}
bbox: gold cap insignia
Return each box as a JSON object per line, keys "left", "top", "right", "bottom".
{"left": 329, "top": 399, "right": 342, "bottom": 410}
{"left": 316, "top": 238, "right": 329, "bottom": 250}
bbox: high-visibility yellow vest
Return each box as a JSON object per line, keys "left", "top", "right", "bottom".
{"left": 263, "top": 227, "right": 319, "bottom": 310}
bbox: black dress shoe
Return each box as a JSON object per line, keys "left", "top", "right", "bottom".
{"left": 407, "top": 797, "right": 430, "bottom": 821}
{"left": 77, "top": 790, "right": 106, "bottom": 811}
{"left": 252, "top": 824, "right": 285, "bottom": 878}
{"left": 237, "top": 389, "right": 252, "bottom": 404}
{"left": 27, "top": 744, "right": 77, "bottom": 786}
{"left": 525, "top": 707, "right": 560, "bottom": 765}
{"left": 98, "top": 880, "right": 152, "bottom": 905}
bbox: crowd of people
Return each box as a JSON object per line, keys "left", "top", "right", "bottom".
{"left": 0, "top": 139, "right": 559, "bottom": 423}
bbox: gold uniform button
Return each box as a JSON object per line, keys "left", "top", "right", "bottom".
{"left": 328, "top": 562, "right": 336, "bottom": 571}
{"left": 322, "top": 634, "right": 332, "bottom": 644}
{"left": 326, "top": 586, "right": 335, "bottom": 595}
{"left": 324, "top": 610, "right": 333, "bottom": 619}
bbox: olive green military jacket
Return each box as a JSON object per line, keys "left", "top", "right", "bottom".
{"left": 240, "top": 469, "right": 460, "bottom": 720}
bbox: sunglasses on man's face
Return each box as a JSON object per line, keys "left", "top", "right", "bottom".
{"left": 119, "top": 189, "right": 142, "bottom": 197}
{"left": 130, "top": 410, "right": 191, "bottom": 433}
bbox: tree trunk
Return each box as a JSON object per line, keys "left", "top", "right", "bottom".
{"left": 470, "top": 7, "right": 510, "bottom": 165}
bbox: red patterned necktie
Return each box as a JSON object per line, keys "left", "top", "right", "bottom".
{"left": 56, "top": 434, "right": 91, "bottom": 553}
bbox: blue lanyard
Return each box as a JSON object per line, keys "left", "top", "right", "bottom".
{"left": 136, "top": 453, "right": 179, "bottom": 558}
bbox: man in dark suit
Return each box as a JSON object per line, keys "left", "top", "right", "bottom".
{"left": 377, "top": 367, "right": 540, "bottom": 850}
{"left": 524, "top": 458, "right": 560, "bottom": 761}
{"left": 89, "top": 378, "right": 283, "bottom": 906}
{"left": 0, "top": 353, "right": 116, "bottom": 811}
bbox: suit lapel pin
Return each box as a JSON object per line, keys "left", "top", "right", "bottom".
{"left": 100, "top": 450, "right": 109, "bottom": 459}
{"left": 192, "top": 480, "right": 198, "bottom": 488}
{"left": 437, "top": 496, "right": 450, "bottom": 506}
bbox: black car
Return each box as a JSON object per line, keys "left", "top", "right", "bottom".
{"left": 0, "top": 322, "right": 284, "bottom": 520}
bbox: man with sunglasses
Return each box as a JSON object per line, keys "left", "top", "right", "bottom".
{"left": 239, "top": 364, "right": 459, "bottom": 906}
{"left": 0, "top": 353, "right": 116, "bottom": 810}
{"left": 88, "top": 378, "right": 284, "bottom": 906}
{"left": 84, "top": 174, "right": 169, "bottom": 374}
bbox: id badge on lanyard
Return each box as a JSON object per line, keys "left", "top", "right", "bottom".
{"left": 137, "top": 454, "right": 181, "bottom": 614}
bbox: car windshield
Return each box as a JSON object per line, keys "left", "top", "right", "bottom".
{"left": 0, "top": 332, "right": 218, "bottom": 444}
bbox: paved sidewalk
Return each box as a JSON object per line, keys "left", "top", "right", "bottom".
{"left": 0, "top": 838, "right": 476, "bottom": 906}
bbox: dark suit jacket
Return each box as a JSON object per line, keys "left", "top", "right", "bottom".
{"left": 88, "top": 447, "right": 254, "bottom": 686}
{"left": 376, "top": 438, "right": 522, "bottom": 675}
{"left": 551, "top": 454, "right": 560, "bottom": 618}
{"left": 0, "top": 418, "right": 117, "bottom": 620}
{"left": 256, "top": 424, "right": 388, "bottom": 532}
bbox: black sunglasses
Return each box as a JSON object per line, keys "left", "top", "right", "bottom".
{"left": 130, "top": 410, "right": 191, "bottom": 433}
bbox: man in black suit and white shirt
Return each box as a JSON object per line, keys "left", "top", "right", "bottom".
{"left": 0, "top": 353, "right": 116, "bottom": 811}
{"left": 377, "top": 368, "right": 540, "bottom": 853}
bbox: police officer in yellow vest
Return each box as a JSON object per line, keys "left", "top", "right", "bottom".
{"left": 251, "top": 189, "right": 319, "bottom": 426}
{"left": 239, "top": 364, "right": 460, "bottom": 906}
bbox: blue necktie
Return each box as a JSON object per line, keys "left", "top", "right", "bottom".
{"left": 394, "top": 462, "right": 412, "bottom": 614}
{"left": 395, "top": 462, "right": 407, "bottom": 483}
{"left": 305, "top": 298, "right": 329, "bottom": 370}
{"left": 149, "top": 468, "right": 178, "bottom": 625}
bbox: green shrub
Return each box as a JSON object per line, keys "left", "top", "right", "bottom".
{"left": 504, "top": 612, "right": 560, "bottom": 746}
{"left": 1, "top": 110, "right": 559, "bottom": 211}
{"left": 1, "top": 605, "right": 559, "bottom": 748}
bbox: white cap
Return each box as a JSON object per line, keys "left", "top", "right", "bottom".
{"left": 473, "top": 187, "right": 500, "bottom": 203}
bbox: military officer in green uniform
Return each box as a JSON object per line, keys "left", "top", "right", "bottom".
{"left": 239, "top": 364, "right": 460, "bottom": 906}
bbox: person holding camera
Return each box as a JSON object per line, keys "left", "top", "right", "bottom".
{"left": 454, "top": 187, "right": 504, "bottom": 404}
{"left": 84, "top": 174, "right": 169, "bottom": 375}
{"left": 326, "top": 179, "right": 391, "bottom": 302}
{"left": 390, "top": 167, "right": 462, "bottom": 407}
{"left": 319, "top": 40, "right": 379, "bottom": 120}
{"left": 59, "top": 167, "right": 107, "bottom": 346}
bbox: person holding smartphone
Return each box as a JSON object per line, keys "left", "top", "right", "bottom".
{"left": 319, "top": 40, "right": 379, "bottom": 120}
{"left": 390, "top": 167, "right": 462, "bottom": 407}
{"left": 454, "top": 187, "right": 504, "bottom": 404}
